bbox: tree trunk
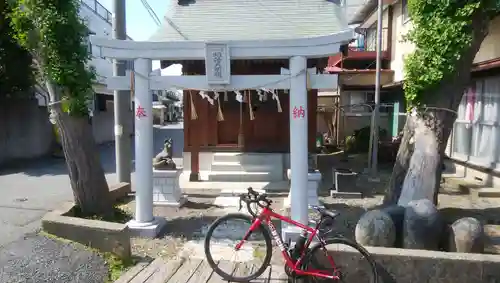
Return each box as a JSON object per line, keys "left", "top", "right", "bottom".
{"left": 383, "top": 8, "right": 491, "bottom": 206}
{"left": 384, "top": 110, "right": 454, "bottom": 206}
{"left": 383, "top": 115, "right": 416, "bottom": 205}
{"left": 46, "top": 81, "right": 112, "bottom": 217}
{"left": 397, "top": 111, "right": 445, "bottom": 206}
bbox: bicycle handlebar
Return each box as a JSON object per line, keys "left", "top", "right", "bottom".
{"left": 239, "top": 187, "right": 273, "bottom": 217}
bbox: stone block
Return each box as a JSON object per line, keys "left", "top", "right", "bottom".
{"left": 109, "top": 182, "right": 131, "bottom": 201}
{"left": 153, "top": 169, "right": 185, "bottom": 207}
{"left": 381, "top": 205, "right": 405, "bottom": 248}
{"left": 355, "top": 209, "right": 396, "bottom": 247}
{"left": 41, "top": 202, "right": 131, "bottom": 260}
{"left": 331, "top": 168, "right": 362, "bottom": 198}
{"left": 284, "top": 169, "right": 322, "bottom": 208}
{"left": 315, "top": 245, "right": 497, "bottom": 283}
{"left": 403, "top": 199, "right": 442, "bottom": 250}
{"left": 449, "top": 217, "right": 485, "bottom": 253}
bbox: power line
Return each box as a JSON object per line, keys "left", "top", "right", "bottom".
{"left": 140, "top": 0, "right": 161, "bottom": 26}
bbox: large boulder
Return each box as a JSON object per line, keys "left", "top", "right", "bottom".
{"left": 381, "top": 205, "right": 405, "bottom": 248}
{"left": 448, "top": 217, "right": 484, "bottom": 253}
{"left": 403, "top": 199, "right": 442, "bottom": 250}
{"left": 355, "top": 210, "right": 396, "bottom": 247}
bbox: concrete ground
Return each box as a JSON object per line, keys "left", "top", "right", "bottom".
{"left": 0, "top": 122, "right": 184, "bottom": 282}
{"left": 0, "top": 122, "right": 183, "bottom": 247}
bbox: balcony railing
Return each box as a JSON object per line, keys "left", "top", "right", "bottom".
{"left": 348, "top": 27, "right": 389, "bottom": 52}
{"left": 81, "top": 0, "right": 112, "bottom": 25}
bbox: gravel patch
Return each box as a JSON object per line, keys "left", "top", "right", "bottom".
{"left": 120, "top": 162, "right": 500, "bottom": 261}
{"left": 125, "top": 195, "right": 228, "bottom": 259}
{"left": 0, "top": 233, "right": 108, "bottom": 283}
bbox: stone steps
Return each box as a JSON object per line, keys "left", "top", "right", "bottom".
{"left": 211, "top": 161, "right": 273, "bottom": 172}
{"left": 212, "top": 152, "right": 283, "bottom": 164}
{"left": 440, "top": 176, "right": 485, "bottom": 195}
{"left": 212, "top": 152, "right": 242, "bottom": 162}
{"left": 473, "top": 187, "right": 500, "bottom": 198}
{"left": 208, "top": 171, "right": 277, "bottom": 182}
{"left": 440, "top": 176, "right": 500, "bottom": 198}
{"left": 209, "top": 152, "right": 285, "bottom": 183}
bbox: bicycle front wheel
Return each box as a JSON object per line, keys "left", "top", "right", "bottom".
{"left": 302, "top": 237, "right": 378, "bottom": 283}
{"left": 204, "top": 213, "right": 273, "bottom": 282}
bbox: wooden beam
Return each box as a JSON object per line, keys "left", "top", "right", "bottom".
{"left": 106, "top": 73, "right": 338, "bottom": 91}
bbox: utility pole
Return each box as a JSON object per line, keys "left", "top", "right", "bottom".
{"left": 370, "top": 0, "right": 383, "bottom": 180}
{"left": 112, "top": 0, "right": 132, "bottom": 183}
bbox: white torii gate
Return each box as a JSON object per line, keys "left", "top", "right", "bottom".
{"left": 91, "top": 29, "right": 354, "bottom": 237}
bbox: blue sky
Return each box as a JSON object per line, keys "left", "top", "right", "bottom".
{"left": 98, "top": 0, "right": 181, "bottom": 73}
{"left": 98, "top": 0, "right": 166, "bottom": 41}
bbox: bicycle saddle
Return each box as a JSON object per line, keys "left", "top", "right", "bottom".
{"left": 311, "top": 205, "right": 340, "bottom": 219}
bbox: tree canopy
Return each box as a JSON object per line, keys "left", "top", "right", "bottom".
{"left": 403, "top": 0, "right": 500, "bottom": 107}
{"left": 0, "top": 1, "right": 34, "bottom": 98}
{"left": 9, "top": 0, "right": 95, "bottom": 116}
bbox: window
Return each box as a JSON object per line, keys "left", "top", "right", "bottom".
{"left": 452, "top": 77, "right": 500, "bottom": 165}
{"left": 345, "top": 91, "right": 398, "bottom": 113}
{"left": 365, "top": 27, "right": 377, "bottom": 51}
{"left": 85, "top": 30, "right": 96, "bottom": 56}
{"left": 344, "top": 91, "right": 373, "bottom": 113}
{"left": 83, "top": 36, "right": 92, "bottom": 55}
{"left": 95, "top": 93, "right": 109, "bottom": 112}
{"left": 402, "top": 0, "right": 410, "bottom": 23}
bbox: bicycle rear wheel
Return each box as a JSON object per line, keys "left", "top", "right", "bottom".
{"left": 302, "top": 237, "right": 378, "bottom": 283}
{"left": 204, "top": 213, "right": 273, "bottom": 282}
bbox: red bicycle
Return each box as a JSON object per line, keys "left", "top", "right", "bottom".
{"left": 204, "top": 188, "right": 378, "bottom": 282}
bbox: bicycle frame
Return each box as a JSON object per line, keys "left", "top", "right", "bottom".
{"left": 235, "top": 207, "right": 340, "bottom": 280}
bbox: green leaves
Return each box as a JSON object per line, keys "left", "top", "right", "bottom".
{"left": 8, "top": 0, "right": 95, "bottom": 116}
{"left": 403, "top": 0, "right": 498, "bottom": 106}
{"left": 0, "top": 1, "right": 34, "bottom": 98}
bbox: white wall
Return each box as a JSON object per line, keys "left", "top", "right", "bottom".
{"left": 389, "top": 0, "right": 414, "bottom": 82}
{"left": 0, "top": 98, "right": 55, "bottom": 165}
{"left": 474, "top": 16, "right": 500, "bottom": 64}
{"left": 79, "top": 0, "right": 115, "bottom": 86}
{"left": 389, "top": 3, "right": 500, "bottom": 81}
{"left": 79, "top": 0, "right": 135, "bottom": 144}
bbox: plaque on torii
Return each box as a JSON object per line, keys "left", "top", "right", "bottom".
{"left": 205, "top": 43, "right": 231, "bottom": 85}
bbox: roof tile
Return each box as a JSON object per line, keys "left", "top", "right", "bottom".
{"left": 150, "top": 0, "right": 350, "bottom": 41}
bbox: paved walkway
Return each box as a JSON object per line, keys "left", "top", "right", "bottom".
{"left": 0, "top": 124, "right": 184, "bottom": 283}
{"left": 0, "top": 123, "right": 183, "bottom": 248}
{"left": 115, "top": 258, "right": 287, "bottom": 283}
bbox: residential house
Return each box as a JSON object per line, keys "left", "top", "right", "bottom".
{"left": 150, "top": 68, "right": 182, "bottom": 125}
{"left": 317, "top": 0, "right": 377, "bottom": 142}
{"left": 81, "top": 0, "right": 134, "bottom": 144}
{"left": 349, "top": 0, "right": 500, "bottom": 187}
{"left": 323, "top": 0, "right": 406, "bottom": 144}
{"left": 450, "top": 16, "right": 500, "bottom": 186}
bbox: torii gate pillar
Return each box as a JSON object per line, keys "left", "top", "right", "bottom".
{"left": 126, "top": 58, "right": 166, "bottom": 237}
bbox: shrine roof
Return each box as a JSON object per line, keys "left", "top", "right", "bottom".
{"left": 149, "top": 0, "right": 349, "bottom": 42}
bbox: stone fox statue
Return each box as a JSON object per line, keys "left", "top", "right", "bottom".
{"left": 153, "top": 138, "right": 177, "bottom": 170}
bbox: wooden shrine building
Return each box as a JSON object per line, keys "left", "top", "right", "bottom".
{"left": 149, "top": 0, "right": 352, "bottom": 183}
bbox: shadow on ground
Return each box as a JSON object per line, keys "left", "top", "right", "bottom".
{"left": 316, "top": 152, "right": 393, "bottom": 194}
{"left": 0, "top": 125, "right": 184, "bottom": 177}
{"left": 0, "top": 142, "right": 129, "bottom": 177}
{"left": 319, "top": 203, "right": 370, "bottom": 241}
{"left": 439, "top": 206, "right": 500, "bottom": 225}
